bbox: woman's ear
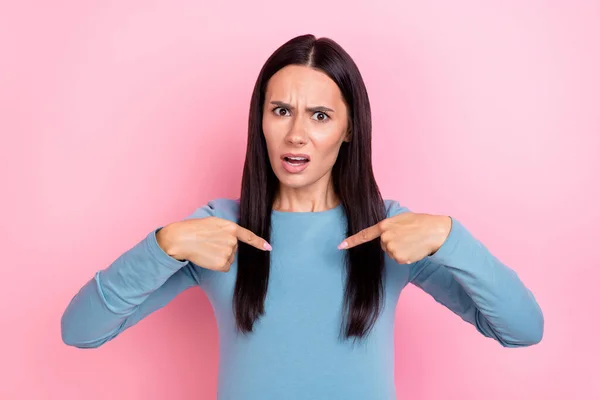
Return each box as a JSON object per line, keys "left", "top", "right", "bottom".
{"left": 344, "top": 127, "right": 352, "bottom": 142}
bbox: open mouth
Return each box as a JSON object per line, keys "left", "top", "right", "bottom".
{"left": 281, "top": 153, "right": 311, "bottom": 173}
{"left": 283, "top": 156, "right": 310, "bottom": 166}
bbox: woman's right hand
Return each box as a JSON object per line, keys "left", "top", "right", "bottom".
{"left": 156, "top": 216, "right": 271, "bottom": 272}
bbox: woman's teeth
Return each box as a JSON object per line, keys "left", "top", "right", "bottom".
{"left": 285, "top": 157, "right": 308, "bottom": 165}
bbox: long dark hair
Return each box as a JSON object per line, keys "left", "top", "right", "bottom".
{"left": 235, "top": 34, "right": 386, "bottom": 340}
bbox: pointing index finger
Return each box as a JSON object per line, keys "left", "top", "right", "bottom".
{"left": 338, "top": 222, "right": 384, "bottom": 250}
{"left": 235, "top": 224, "right": 272, "bottom": 251}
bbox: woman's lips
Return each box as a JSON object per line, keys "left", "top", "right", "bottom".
{"left": 281, "top": 153, "right": 310, "bottom": 161}
{"left": 281, "top": 158, "right": 310, "bottom": 174}
{"left": 281, "top": 154, "right": 310, "bottom": 173}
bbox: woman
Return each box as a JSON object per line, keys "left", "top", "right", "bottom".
{"left": 61, "top": 34, "right": 544, "bottom": 399}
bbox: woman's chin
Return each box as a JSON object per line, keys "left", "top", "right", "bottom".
{"left": 274, "top": 171, "right": 314, "bottom": 189}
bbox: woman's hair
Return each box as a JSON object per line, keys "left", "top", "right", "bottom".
{"left": 235, "top": 34, "right": 386, "bottom": 341}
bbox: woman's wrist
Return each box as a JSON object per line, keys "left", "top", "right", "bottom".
{"left": 156, "top": 222, "right": 184, "bottom": 260}
{"left": 428, "top": 215, "right": 452, "bottom": 256}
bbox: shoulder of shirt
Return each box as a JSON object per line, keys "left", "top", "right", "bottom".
{"left": 383, "top": 198, "right": 412, "bottom": 218}
{"left": 183, "top": 197, "right": 240, "bottom": 223}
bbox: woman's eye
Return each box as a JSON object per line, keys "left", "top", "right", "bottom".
{"left": 273, "top": 107, "right": 290, "bottom": 117}
{"left": 312, "top": 112, "right": 329, "bottom": 122}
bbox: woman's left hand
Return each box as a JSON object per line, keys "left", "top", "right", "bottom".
{"left": 338, "top": 212, "right": 452, "bottom": 264}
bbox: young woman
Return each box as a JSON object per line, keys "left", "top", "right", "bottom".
{"left": 61, "top": 34, "right": 544, "bottom": 399}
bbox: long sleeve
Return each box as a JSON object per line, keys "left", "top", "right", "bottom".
{"left": 61, "top": 204, "right": 215, "bottom": 348}
{"left": 387, "top": 201, "right": 544, "bottom": 348}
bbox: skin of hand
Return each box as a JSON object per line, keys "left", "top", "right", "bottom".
{"left": 338, "top": 212, "right": 452, "bottom": 265}
{"left": 157, "top": 217, "right": 271, "bottom": 272}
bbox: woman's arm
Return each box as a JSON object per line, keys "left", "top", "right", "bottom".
{"left": 408, "top": 216, "right": 544, "bottom": 347}
{"left": 383, "top": 200, "right": 544, "bottom": 347}
{"left": 60, "top": 205, "right": 214, "bottom": 348}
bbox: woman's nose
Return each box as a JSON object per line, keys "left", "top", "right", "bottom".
{"left": 285, "top": 117, "right": 308, "bottom": 145}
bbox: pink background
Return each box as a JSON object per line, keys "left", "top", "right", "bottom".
{"left": 2, "top": 1, "right": 598, "bottom": 399}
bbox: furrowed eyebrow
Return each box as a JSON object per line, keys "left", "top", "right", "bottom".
{"left": 270, "top": 101, "right": 335, "bottom": 113}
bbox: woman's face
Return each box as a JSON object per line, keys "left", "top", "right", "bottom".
{"left": 262, "top": 65, "right": 350, "bottom": 191}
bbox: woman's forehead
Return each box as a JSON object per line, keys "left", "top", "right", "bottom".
{"left": 265, "top": 65, "right": 343, "bottom": 105}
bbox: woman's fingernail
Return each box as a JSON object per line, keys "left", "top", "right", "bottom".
{"left": 264, "top": 242, "right": 272, "bottom": 251}
{"left": 338, "top": 241, "right": 348, "bottom": 250}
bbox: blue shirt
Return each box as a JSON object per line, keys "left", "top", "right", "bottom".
{"left": 61, "top": 198, "right": 544, "bottom": 399}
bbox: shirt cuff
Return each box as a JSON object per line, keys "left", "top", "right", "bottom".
{"left": 144, "top": 228, "right": 189, "bottom": 270}
{"left": 427, "top": 217, "right": 469, "bottom": 267}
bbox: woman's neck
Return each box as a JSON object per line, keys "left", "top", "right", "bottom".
{"left": 273, "top": 181, "right": 339, "bottom": 213}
